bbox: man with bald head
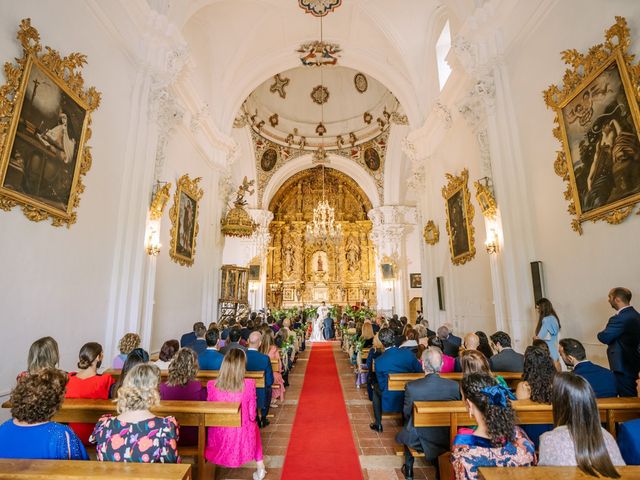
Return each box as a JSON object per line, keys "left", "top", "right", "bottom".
{"left": 246, "top": 331, "right": 275, "bottom": 427}
{"left": 454, "top": 333, "right": 481, "bottom": 372}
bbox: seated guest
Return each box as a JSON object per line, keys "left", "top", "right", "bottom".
{"left": 454, "top": 333, "right": 481, "bottom": 371}
{"left": 559, "top": 338, "right": 617, "bottom": 398}
{"left": 160, "top": 348, "right": 205, "bottom": 446}
{"left": 18, "top": 336, "right": 60, "bottom": 380}
{"left": 489, "top": 331, "right": 524, "bottom": 372}
{"left": 360, "top": 321, "right": 375, "bottom": 349}
{"left": 438, "top": 325, "right": 460, "bottom": 358}
{"left": 220, "top": 327, "right": 248, "bottom": 355}
{"left": 370, "top": 328, "right": 422, "bottom": 432}
{"left": 618, "top": 373, "right": 640, "bottom": 464}
{"left": 413, "top": 324, "right": 429, "bottom": 348}
{"left": 246, "top": 331, "right": 275, "bottom": 428}
{"left": 396, "top": 347, "right": 461, "bottom": 480}
{"left": 109, "top": 347, "right": 149, "bottom": 399}
{"left": 260, "top": 329, "right": 285, "bottom": 407}
{"left": 91, "top": 363, "right": 179, "bottom": 463}
{"left": 199, "top": 328, "right": 224, "bottom": 370}
{"left": 515, "top": 346, "right": 556, "bottom": 447}
{"left": 451, "top": 373, "right": 535, "bottom": 480}
{"left": 0, "top": 369, "right": 88, "bottom": 460}
{"left": 399, "top": 328, "right": 419, "bottom": 355}
{"left": 421, "top": 318, "right": 436, "bottom": 338}
{"left": 112, "top": 333, "right": 141, "bottom": 369}
{"left": 66, "top": 342, "right": 115, "bottom": 444}
{"left": 189, "top": 323, "right": 207, "bottom": 355}
{"left": 539, "top": 372, "right": 623, "bottom": 477}
{"left": 155, "top": 339, "right": 179, "bottom": 370}
{"left": 428, "top": 337, "right": 455, "bottom": 373}
{"left": 475, "top": 331, "right": 494, "bottom": 360}
{"left": 446, "top": 323, "right": 463, "bottom": 348}
{"left": 532, "top": 338, "right": 551, "bottom": 355}
{"left": 460, "top": 349, "right": 509, "bottom": 389}
{"left": 366, "top": 334, "right": 385, "bottom": 401}
{"left": 180, "top": 321, "right": 204, "bottom": 348}
{"left": 205, "top": 349, "right": 266, "bottom": 480}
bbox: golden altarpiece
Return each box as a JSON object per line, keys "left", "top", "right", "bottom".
{"left": 266, "top": 167, "right": 376, "bottom": 308}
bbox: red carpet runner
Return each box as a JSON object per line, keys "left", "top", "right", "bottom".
{"left": 281, "top": 342, "right": 363, "bottom": 480}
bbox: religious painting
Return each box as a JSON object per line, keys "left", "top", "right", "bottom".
{"left": 0, "top": 19, "right": 101, "bottom": 227}
{"left": 442, "top": 169, "right": 475, "bottom": 265}
{"left": 381, "top": 263, "right": 395, "bottom": 280}
{"left": 364, "top": 147, "right": 380, "bottom": 171}
{"left": 169, "top": 174, "right": 203, "bottom": 267}
{"left": 543, "top": 17, "right": 640, "bottom": 233}
{"left": 249, "top": 264, "right": 261, "bottom": 281}
{"left": 410, "top": 273, "right": 422, "bottom": 289}
{"left": 311, "top": 250, "right": 328, "bottom": 274}
{"left": 261, "top": 148, "right": 278, "bottom": 171}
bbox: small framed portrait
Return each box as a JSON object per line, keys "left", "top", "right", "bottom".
{"left": 442, "top": 169, "right": 476, "bottom": 265}
{"left": 0, "top": 20, "right": 101, "bottom": 227}
{"left": 422, "top": 220, "right": 440, "bottom": 245}
{"left": 260, "top": 148, "right": 278, "bottom": 171}
{"left": 249, "top": 264, "right": 261, "bottom": 281}
{"left": 381, "top": 263, "right": 395, "bottom": 280}
{"left": 364, "top": 147, "right": 380, "bottom": 171}
{"left": 169, "top": 174, "right": 203, "bottom": 267}
{"left": 410, "top": 273, "right": 422, "bottom": 289}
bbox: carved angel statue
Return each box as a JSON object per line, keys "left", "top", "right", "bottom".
{"left": 234, "top": 176, "right": 255, "bottom": 207}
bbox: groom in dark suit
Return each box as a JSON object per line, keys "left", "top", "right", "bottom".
{"left": 323, "top": 315, "right": 334, "bottom": 340}
{"left": 598, "top": 287, "right": 640, "bottom": 397}
{"left": 396, "top": 346, "right": 460, "bottom": 480}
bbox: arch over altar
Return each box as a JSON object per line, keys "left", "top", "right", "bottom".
{"left": 266, "top": 166, "right": 376, "bottom": 308}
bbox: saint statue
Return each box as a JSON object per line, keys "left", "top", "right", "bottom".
{"left": 317, "top": 254, "right": 324, "bottom": 272}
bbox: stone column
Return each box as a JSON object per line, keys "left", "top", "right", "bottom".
{"left": 247, "top": 209, "right": 274, "bottom": 311}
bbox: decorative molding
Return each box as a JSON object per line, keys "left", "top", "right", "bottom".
{"left": 298, "top": 0, "right": 343, "bottom": 17}
{"left": 149, "top": 87, "right": 185, "bottom": 182}
{"left": 310, "top": 85, "right": 329, "bottom": 105}
{"left": 269, "top": 74, "right": 290, "bottom": 99}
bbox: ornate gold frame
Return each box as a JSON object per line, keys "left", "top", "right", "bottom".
{"left": 442, "top": 169, "right": 476, "bottom": 265}
{"left": 149, "top": 183, "right": 171, "bottom": 221}
{"left": 380, "top": 255, "right": 397, "bottom": 280}
{"left": 169, "top": 174, "right": 203, "bottom": 267}
{"left": 543, "top": 17, "right": 640, "bottom": 234}
{"left": 0, "top": 19, "right": 101, "bottom": 227}
{"left": 422, "top": 220, "right": 440, "bottom": 245}
{"left": 474, "top": 181, "right": 497, "bottom": 219}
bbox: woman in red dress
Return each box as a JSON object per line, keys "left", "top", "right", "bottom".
{"left": 65, "top": 342, "right": 114, "bottom": 444}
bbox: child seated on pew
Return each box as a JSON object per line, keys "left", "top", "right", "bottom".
{"left": 539, "top": 372, "right": 624, "bottom": 477}
{"left": 0, "top": 369, "right": 88, "bottom": 460}
{"left": 205, "top": 349, "right": 266, "bottom": 480}
{"left": 90, "top": 363, "right": 180, "bottom": 463}
{"left": 451, "top": 373, "right": 535, "bottom": 480}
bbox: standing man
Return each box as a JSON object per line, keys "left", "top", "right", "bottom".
{"left": 597, "top": 287, "right": 640, "bottom": 397}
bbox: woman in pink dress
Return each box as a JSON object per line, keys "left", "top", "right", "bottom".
{"left": 260, "top": 328, "right": 285, "bottom": 405}
{"left": 205, "top": 349, "right": 265, "bottom": 480}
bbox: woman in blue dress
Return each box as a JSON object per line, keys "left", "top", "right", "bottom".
{"left": 0, "top": 368, "right": 88, "bottom": 460}
{"left": 534, "top": 298, "right": 561, "bottom": 370}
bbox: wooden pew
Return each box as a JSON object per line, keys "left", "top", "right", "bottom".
{"left": 478, "top": 466, "right": 640, "bottom": 480}
{"left": 104, "top": 369, "right": 270, "bottom": 389}
{"left": 387, "top": 372, "right": 523, "bottom": 391}
{"left": 0, "top": 458, "right": 192, "bottom": 479}
{"left": 413, "top": 397, "right": 640, "bottom": 444}
{"left": 2, "top": 398, "right": 240, "bottom": 480}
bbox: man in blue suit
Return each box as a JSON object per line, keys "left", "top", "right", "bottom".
{"left": 323, "top": 315, "right": 334, "bottom": 340}
{"left": 597, "top": 287, "right": 640, "bottom": 397}
{"left": 198, "top": 328, "right": 224, "bottom": 371}
{"left": 559, "top": 338, "right": 617, "bottom": 398}
{"left": 370, "top": 327, "right": 422, "bottom": 432}
{"left": 189, "top": 323, "right": 208, "bottom": 356}
{"left": 246, "top": 331, "right": 274, "bottom": 428}
{"left": 180, "top": 321, "right": 204, "bottom": 348}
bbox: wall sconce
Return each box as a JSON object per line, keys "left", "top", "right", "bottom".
{"left": 145, "top": 219, "right": 162, "bottom": 256}
{"left": 145, "top": 181, "right": 171, "bottom": 257}
{"left": 484, "top": 225, "right": 499, "bottom": 254}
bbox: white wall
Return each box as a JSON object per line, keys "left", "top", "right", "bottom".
{"left": 0, "top": 0, "right": 139, "bottom": 398}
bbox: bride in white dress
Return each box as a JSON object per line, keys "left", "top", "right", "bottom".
{"left": 309, "top": 302, "right": 330, "bottom": 342}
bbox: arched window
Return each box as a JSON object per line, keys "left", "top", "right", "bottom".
{"left": 436, "top": 20, "right": 452, "bottom": 90}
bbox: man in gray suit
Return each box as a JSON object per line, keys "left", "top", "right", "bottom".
{"left": 396, "top": 347, "right": 460, "bottom": 480}
{"left": 488, "top": 331, "right": 524, "bottom": 372}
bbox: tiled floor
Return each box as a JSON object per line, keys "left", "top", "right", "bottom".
{"left": 214, "top": 341, "right": 435, "bottom": 480}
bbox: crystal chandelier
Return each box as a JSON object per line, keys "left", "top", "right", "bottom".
{"left": 306, "top": 165, "right": 342, "bottom": 244}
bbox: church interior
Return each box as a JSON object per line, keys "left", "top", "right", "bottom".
{"left": 1, "top": 0, "right": 640, "bottom": 479}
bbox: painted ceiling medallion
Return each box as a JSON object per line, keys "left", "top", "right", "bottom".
{"left": 269, "top": 74, "right": 290, "bottom": 98}
{"left": 315, "top": 122, "right": 327, "bottom": 136}
{"left": 298, "top": 0, "right": 343, "bottom": 17}
{"left": 311, "top": 85, "right": 330, "bottom": 105}
{"left": 363, "top": 112, "right": 373, "bottom": 124}
{"left": 269, "top": 113, "right": 279, "bottom": 127}
{"left": 298, "top": 41, "right": 341, "bottom": 66}
{"left": 354, "top": 73, "right": 368, "bottom": 93}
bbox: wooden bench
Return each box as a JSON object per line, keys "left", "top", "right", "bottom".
{"left": 478, "top": 466, "right": 640, "bottom": 480}
{"left": 2, "top": 398, "right": 240, "bottom": 480}
{"left": 0, "top": 458, "right": 192, "bottom": 479}
{"left": 413, "top": 397, "right": 640, "bottom": 444}
{"left": 104, "top": 369, "right": 270, "bottom": 389}
{"left": 387, "top": 372, "right": 523, "bottom": 391}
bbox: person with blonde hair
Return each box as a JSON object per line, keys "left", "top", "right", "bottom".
{"left": 260, "top": 329, "right": 285, "bottom": 406}
{"left": 112, "top": 333, "right": 141, "bottom": 369}
{"left": 17, "top": 336, "right": 59, "bottom": 380}
{"left": 90, "top": 363, "right": 179, "bottom": 463}
{"left": 205, "top": 349, "right": 266, "bottom": 480}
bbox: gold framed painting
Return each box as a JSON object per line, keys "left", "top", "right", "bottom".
{"left": 409, "top": 273, "right": 422, "bottom": 288}
{"left": 442, "top": 169, "right": 475, "bottom": 265}
{"left": 544, "top": 17, "right": 640, "bottom": 234}
{"left": 0, "top": 19, "right": 101, "bottom": 227}
{"left": 422, "top": 220, "right": 439, "bottom": 245}
{"left": 169, "top": 174, "right": 203, "bottom": 266}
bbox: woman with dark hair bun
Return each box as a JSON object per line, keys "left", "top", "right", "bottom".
{"left": 109, "top": 348, "right": 149, "bottom": 399}
{"left": 451, "top": 373, "right": 535, "bottom": 480}
{"left": 155, "top": 339, "right": 179, "bottom": 370}
{"left": 539, "top": 372, "right": 623, "bottom": 477}
{"left": 474, "top": 331, "right": 494, "bottom": 360}
{"left": 65, "top": 342, "right": 114, "bottom": 444}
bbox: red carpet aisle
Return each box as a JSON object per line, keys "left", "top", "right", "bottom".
{"left": 281, "top": 342, "right": 363, "bottom": 480}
